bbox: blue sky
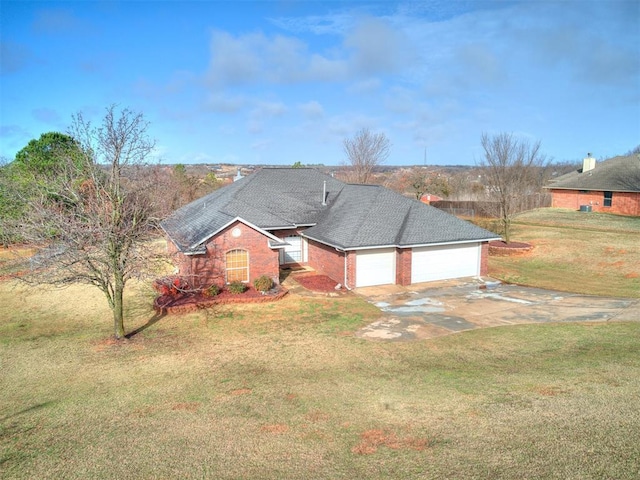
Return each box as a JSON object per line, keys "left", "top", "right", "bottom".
{"left": 1, "top": 0, "right": 639, "bottom": 166}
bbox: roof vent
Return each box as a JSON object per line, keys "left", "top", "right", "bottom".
{"left": 583, "top": 153, "right": 595, "bottom": 173}
{"left": 322, "top": 181, "right": 327, "bottom": 206}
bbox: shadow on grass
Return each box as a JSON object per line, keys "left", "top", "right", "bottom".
{"left": 126, "top": 311, "right": 166, "bottom": 339}
{"left": 0, "top": 401, "right": 55, "bottom": 423}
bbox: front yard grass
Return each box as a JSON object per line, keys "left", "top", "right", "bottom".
{"left": 1, "top": 279, "right": 639, "bottom": 479}
{"left": 489, "top": 208, "right": 640, "bottom": 298}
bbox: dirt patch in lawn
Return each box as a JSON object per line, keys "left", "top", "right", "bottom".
{"left": 294, "top": 274, "right": 342, "bottom": 292}
{"left": 351, "top": 429, "right": 433, "bottom": 455}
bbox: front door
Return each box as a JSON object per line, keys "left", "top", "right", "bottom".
{"left": 279, "top": 235, "right": 306, "bottom": 265}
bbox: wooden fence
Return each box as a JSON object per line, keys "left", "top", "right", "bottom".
{"left": 431, "top": 193, "right": 552, "bottom": 218}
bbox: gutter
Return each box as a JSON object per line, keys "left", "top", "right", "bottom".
{"left": 303, "top": 234, "right": 500, "bottom": 251}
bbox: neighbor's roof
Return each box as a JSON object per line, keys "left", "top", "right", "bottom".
{"left": 547, "top": 154, "right": 640, "bottom": 193}
{"left": 161, "top": 167, "right": 498, "bottom": 253}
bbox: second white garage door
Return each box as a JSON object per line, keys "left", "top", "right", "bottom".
{"left": 411, "top": 243, "right": 480, "bottom": 284}
{"left": 356, "top": 248, "right": 396, "bottom": 287}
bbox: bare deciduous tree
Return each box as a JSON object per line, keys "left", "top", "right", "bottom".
{"left": 480, "top": 132, "right": 548, "bottom": 243}
{"left": 13, "top": 106, "right": 159, "bottom": 339}
{"left": 342, "top": 128, "right": 390, "bottom": 184}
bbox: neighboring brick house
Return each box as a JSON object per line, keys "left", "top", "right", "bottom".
{"left": 160, "top": 168, "right": 499, "bottom": 289}
{"left": 547, "top": 154, "right": 640, "bottom": 216}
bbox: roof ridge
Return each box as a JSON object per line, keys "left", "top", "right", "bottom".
{"left": 395, "top": 201, "right": 415, "bottom": 245}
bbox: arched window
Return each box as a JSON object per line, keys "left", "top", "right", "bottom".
{"left": 226, "top": 249, "right": 249, "bottom": 283}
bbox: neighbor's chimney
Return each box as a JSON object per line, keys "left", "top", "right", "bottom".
{"left": 322, "top": 180, "right": 327, "bottom": 206}
{"left": 583, "top": 153, "right": 596, "bottom": 173}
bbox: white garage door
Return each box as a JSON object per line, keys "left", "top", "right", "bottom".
{"left": 411, "top": 243, "right": 481, "bottom": 284}
{"left": 356, "top": 248, "right": 396, "bottom": 287}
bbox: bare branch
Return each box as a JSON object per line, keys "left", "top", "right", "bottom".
{"left": 13, "top": 106, "right": 160, "bottom": 339}
{"left": 479, "top": 132, "right": 548, "bottom": 242}
{"left": 343, "top": 128, "right": 391, "bottom": 184}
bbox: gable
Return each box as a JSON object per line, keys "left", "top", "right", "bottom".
{"left": 160, "top": 168, "right": 344, "bottom": 252}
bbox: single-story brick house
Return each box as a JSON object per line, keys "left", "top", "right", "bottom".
{"left": 547, "top": 154, "right": 640, "bottom": 216}
{"left": 160, "top": 168, "right": 499, "bottom": 289}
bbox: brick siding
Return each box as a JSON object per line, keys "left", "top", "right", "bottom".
{"left": 480, "top": 243, "right": 489, "bottom": 276}
{"left": 307, "top": 239, "right": 346, "bottom": 285}
{"left": 168, "top": 226, "right": 497, "bottom": 290}
{"left": 168, "top": 221, "right": 280, "bottom": 288}
{"left": 551, "top": 190, "right": 640, "bottom": 216}
{"left": 395, "top": 248, "right": 412, "bottom": 286}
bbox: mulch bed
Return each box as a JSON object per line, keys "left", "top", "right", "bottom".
{"left": 293, "top": 274, "right": 342, "bottom": 293}
{"left": 154, "top": 285, "right": 288, "bottom": 314}
{"left": 488, "top": 240, "right": 534, "bottom": 256}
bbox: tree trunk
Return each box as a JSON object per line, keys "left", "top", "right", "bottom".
{"left": 113, "top": 278, "right": 125, "bottom": 339}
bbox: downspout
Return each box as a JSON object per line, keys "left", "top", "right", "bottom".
{"left": 340, "top": 248, "right": 352, "bottom": 290}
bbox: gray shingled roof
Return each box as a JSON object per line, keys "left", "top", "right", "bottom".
{"left": 161, "top": 167, "right": 498, "bottom": 253}
{"left": 547, "top": 155, "right": 640, "bottom": 192}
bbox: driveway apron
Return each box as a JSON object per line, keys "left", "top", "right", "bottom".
{"left": 354, "top": 279, "right": 639, "bottom": 341}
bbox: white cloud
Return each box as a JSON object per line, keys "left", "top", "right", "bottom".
{"left": 298, "top": 100, "right": 324, "bottom": 119}
{"left": 307, "top": 54, "right": 349, "bottom": 82}
{"left": 247, "top": 101, "right": 287, "bottom": 134}
{"left": 348, "top": 77, "right": 382, "bottom": 94}
{"left": 344, "top": 17, "right": 416, "bottom": 76}
{"left": 383, "top": 86, "right": 415, "bottom": 113}
{"left": 206, "top": 93, "right": 247, "bottom": 113}
{"left": 453, "top": 44, "right": 505, "bottom": 87}
{"left": 205, "top": 16, "right": 416, "bottom": 88}
{"left": 207, "top": 29, "right": 350, "bottom": 86}
{"left": 326, "top": 113, "right": 382, "bottom": 138}
{"left": 207, "top": 30, "right": 263, "bottom": 86}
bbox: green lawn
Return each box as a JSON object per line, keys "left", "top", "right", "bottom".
{"left": 489, "top": 208, "right": 640, "bottom": 298}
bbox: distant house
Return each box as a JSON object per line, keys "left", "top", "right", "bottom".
{"left": 547, "top": 154, "right": 640, "bottom": 216}
{"left": 160, "top": 168, "right": 499, "bottom": 289}
{"left": 420, "top": 193, "right": 443, "bottom": 204}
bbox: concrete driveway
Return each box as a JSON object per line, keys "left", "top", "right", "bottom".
{"left": 354, "top": 279, "right": 639, "bottom": 341}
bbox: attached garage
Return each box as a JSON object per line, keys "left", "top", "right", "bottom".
{"left": 411, "top": 243, "right": 481, "bottom": 284}
{"left": 356, "top": 248, "right": 396, "bottom": 287}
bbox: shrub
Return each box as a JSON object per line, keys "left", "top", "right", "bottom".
{"left": 254, "top": 275, "right": 274, "bottom": 293}
{"left": 153, "top": 276, "right": 189, "bottom": 296}
{"left": 228, "top": 281, "right": 247, "bottom": 294}
{"left": 203, "top": 284, "right": 220, "bottom": 297}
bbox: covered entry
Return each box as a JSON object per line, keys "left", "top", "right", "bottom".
{"left": 279, "top": 235, "right": 307, "bottom": 265}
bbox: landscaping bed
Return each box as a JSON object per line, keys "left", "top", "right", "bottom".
{"left": 488, "top": 240, "right": 533, "bottom": 256}
{"left": 154, "top": 285, "right": 288, "bottom": 314}
{"left": 293, "top": 274, "right": 342, "bottom": 293}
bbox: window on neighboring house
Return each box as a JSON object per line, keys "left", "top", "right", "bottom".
{"left": 226, "top": 249, "right": 249, "bottom": 283}
{"left": 603, "top": 191, "right": 613, "bottom": 207}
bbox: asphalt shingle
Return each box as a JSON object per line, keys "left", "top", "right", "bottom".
{"left": 160, "top": 167, "right": 498, "bottom": 253}
{"left": 548, "top": 155, "right": 640, "bottom": 192}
